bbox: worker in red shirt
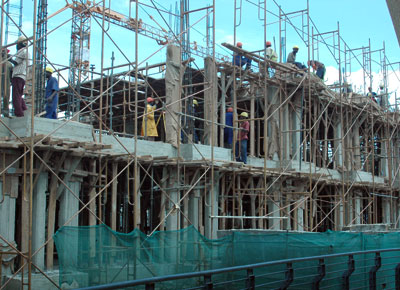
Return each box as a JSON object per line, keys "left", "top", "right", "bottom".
{"left": 235, "top": 112, "right": 249, "bottom": 164}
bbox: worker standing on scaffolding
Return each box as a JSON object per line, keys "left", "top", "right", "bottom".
{"left": 224, "top": 107, "right": 234, "bottom": 149}
{"left": 260, "top": 41, "right": 278, "bottom": 77}
{"left": 367, "top": 87, "right": 378, "bottom": 104}
{"left": 287, "top": 45, "right": 307, "bottom": 70}
{"left": 233, "top": 42, "right": 252, "bottom": 70}
{"left": 236, "top": 112, "right": 249, "bottom": 164}
{"left": 141, "top": 97, "right": 158, "bottom": 141}
{"left": 1, "top": 48, "right": 13, "bottom": 117}
{"left": 308, "top": 60, "right": 326, "bottom": 80}
{"left": 44, "top": 67, "right": 59, "bottom": 119}
{"left": 9, "top": 36, "right": 28, "bottom": 117}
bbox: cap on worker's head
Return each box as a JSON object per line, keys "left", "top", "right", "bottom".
{"left": 147, "top": 97, "right": 155, "bottom": 103}
{"left": 368, "top": 87, "right": 372, "bottom": 91}
{"left": 293, "top": 45, "right": 299, "bottom": 50}
{"left": 266, "top": 41, "right": 272, "bottom": 47}
{"left": 240, "top": 112, "right": 248, "bottom": 118}
{"left": 227, "top": 107, "right": 233, "bottom": 113}
{"left": 236, "top": 42, "right": 243, "bottom": 48}
{"left": 193, "top": 99, "right": 198, "bottom": 106}
{"left": 45, "top": 67, "right": 54, "bottom": 74}
{"left": 17, "top": 36, "right": 27, "bottom": 43}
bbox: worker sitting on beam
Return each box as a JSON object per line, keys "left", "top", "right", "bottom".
{"left": 232, "top": 42, "right": 252, "bottom": 70}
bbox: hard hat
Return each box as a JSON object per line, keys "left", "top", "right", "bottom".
{"left": 227, "top": 107, "right": 233, "bottom": 112}
{"left": 147, "top": 97, "right": 155, "bottom": 103}
{"left": 193, "top": 99, "right": 198, "bottom": 106}
{"left": 237, "top": 42, "right": 243, "bottom": 48}
{"left": 293, "top": 45, "right": 299, "bottom": 50}
{"left": 45, "top": 67, "right": 54, "bottom": 73}
{"left": 17, "top": 36, "right": 27, "bottom": 43}
{"left": 240, "top": 112, "right": 248, "bottom": 118}
{"left": 266, "top": 41, "right": 272, "bottom": 47}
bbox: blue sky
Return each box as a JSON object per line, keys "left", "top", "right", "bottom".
{"left": 4, "top": 0, "right": 399, "bottom": 95}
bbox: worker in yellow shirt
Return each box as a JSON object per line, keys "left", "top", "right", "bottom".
{"left": 141, "top": 97, "right": 158, "bottom": 140}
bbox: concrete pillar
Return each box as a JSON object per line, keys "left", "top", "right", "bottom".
{"left": 355, "top": 196, "right": 361, "bottom": 224}
{"left": 268, "top": 182, "right": 281, "bottom": 230}
{"left": 59, "top": 178, "right": 80, "bottom": 228}
{"left": 166, "top": 169, "right": 179, "bottom": 231}
{"left": 381, "top": 129, "right": 389, "bottom": 177}
{"left": 32, "top": 171, "right": 48, "bottom": 270}
{"left": 383, "top": 199, "right": 391, "bottom": 224}
{"left": 282, "top": 103, "right": 290, "bottom": 160}
{"left": 353, "top": 121, "right": 361, "bottom": 170}
{"left": 334, "top": 121, "right": 343, "bottom": 168}
{"left": 0, "top": 183, "right": 16, "bottom": 276}
{"left": 188, "top": 188, "right": 200, "bottom": 230}
{"left": 297, "top": 199, "right": 304, "bottom": 231}
{"left": 204, "top": 57, "right": 218, "bottom": 146}
{"left": 292, "top": 97, "right": 302, "bottom": 162}
{"left": 165, "top": 44, "right": 181, "bottom": 148}
{"left": 205, "top": 172, "right": 219, "bottom": 239}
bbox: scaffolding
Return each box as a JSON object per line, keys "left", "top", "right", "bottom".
{"left": 0, "top": 0, "right": 399, "bottom": 289}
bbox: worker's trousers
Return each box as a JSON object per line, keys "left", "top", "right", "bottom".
{"left": 235, "top": 139, "right": 248, "bottom": 164}
{"left": 11, "top": 77, "right": 27, "bottom": 117}
{"left": 45, "top": 96, "right": 58, "bottom": 119}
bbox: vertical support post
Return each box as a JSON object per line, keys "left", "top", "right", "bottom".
{"left": 369, "top": 252, "right": 381, "bottom": 290}
{"left": 204, "top": 57, "right": 218, "bottom": 146}
{"left": 32, "top": 170, "right": 48, "bottom": 270}
{"left": 342, "top": 255, "right": 355, "bottom": 290}
{"left": 111, "top": 162, "right": 118, "bottom": 230}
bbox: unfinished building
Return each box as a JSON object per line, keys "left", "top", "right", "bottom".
{"left": 0, "top": 0, "right": 400, "bottom": 289}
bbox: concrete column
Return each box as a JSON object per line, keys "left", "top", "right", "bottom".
{"left": 59, "top": 178, "right": 80, "bottom": 228}
{"left": 353, "top": 121, "right": 361, "bottom": 170}
{"left": 205, "top": 172, "right": 219, "bottom": 239}
{"left": 355, "top": 196, "right": 361, "bottom": 224}
{"left": 268, "top": 182, "right": 281, "bottom": 230}
{"left": 204, "top": 57, "right": 218, "bottom": 146}
{"left": 297, "top": 199, "right": 305, "bottom": 231}
{"left": 334, "top": 121, "right": 343, "bottom": 168}
{"left": 166, "top": 169, "right": 179, "bottom": 231}
{"left": 381, "top": 129, "right": 389, "bottom": 177}
{"left": 0, "top": 182, "right": 16, "bottom": 276}
{"left": 292, "top": 96, "right": 302, "bottom": 162}
{"left": 188, "top": 189, "right": 200, "bottom": 230}
{"left": 383, "top": 199, "right": 391, "bottom": 224}
{"left": 282, "top": 103, "right": 290, "bottom": 160}
{"left": 32, "top": 171, "right": 48, "bottom": 270}
{"left": 165, "top": 45, "right": 181, "bottom": 148}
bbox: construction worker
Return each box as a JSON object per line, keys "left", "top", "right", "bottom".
{"left": 287, "top": 45, "right": 307, "bottom": 70}
{"left": 1, "top": 48, "right": 13, "bottom": 117}
{"left": 367, "top": 87, "right": 378, "bottom": 103}
{"left": 265, "top": 41, "right": 278, "bottom": 62}
{"left": 232, "top": 42, "right": 252, "bottom": 70}
{"left": 308, "top": 60, "right": 326, "bottom": 80}
{"left": 44, "top": 67, "right": 59, "bottom": 119}
{"left": 9, "top": 36, "right": 29, "bottom": 117}
{"left": 141, "top": 97, "right": 158, "bottom": 141}
{"left": 224, "top": 107, "right": 234, "bottom": 149}
{"left": 236, "top": 111, "right": 249, "bottom": 164}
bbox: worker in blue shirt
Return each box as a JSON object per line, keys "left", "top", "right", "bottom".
{"left": 232, "top": 42, "right": 252, "bottom": 70}
{"left": 224, "top": 107, "right": 234, "bottom": 148}
{"left": 45, "top": 67, "right": 59, "bottom": 119}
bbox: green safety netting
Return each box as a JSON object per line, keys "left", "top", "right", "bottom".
{"left": 54, "top": 226, "right": 400, "bottom": 289}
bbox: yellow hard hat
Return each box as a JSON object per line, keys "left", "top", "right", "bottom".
{"left": 240, "top": 112, "right": 248, "bottom": 118}
{"left": 17, "top": 36, "right": 27, "bottom": 43}
{"left": 293, "top": 45, "right": 299, "bottom": 50}
{"left": 193, "top": 99, "right": 198, "bottom": 106}
{"left": 45, "top": 67, "right": 54, "bottom": 73}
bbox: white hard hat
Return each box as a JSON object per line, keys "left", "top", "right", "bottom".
{"left": 17, "top": 36, "right": 27, "bottom": 43}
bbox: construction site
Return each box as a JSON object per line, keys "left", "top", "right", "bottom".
{"left": 0, "top": 0, "right": 400, "bottom": 289}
